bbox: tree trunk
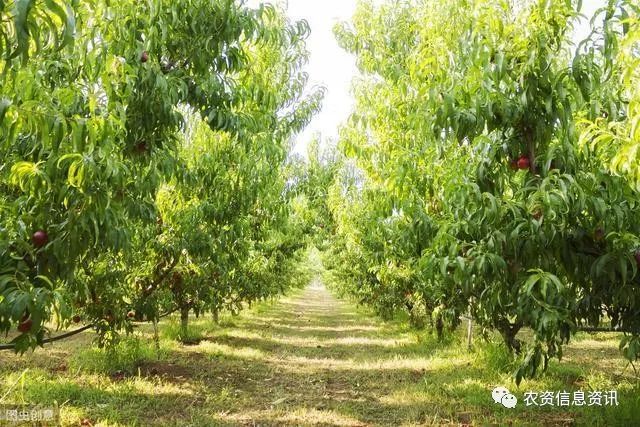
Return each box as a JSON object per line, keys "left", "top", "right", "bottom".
{"left": 525, "top": 126, "right": 537, "bottom": 175}
{"left": 497, "top": 320, "right": 523, "bottom": 354}
{"left": 180, "top": 307, "right": 189, "bottom": 337}
{"left": 435, "top": 314, "right": 444, "bottom": 340}
{"left": 153, "top": 319, "right": 160, "bottom": 360}
{"left": 212, "top": 308, "right": 219, "bottom": 324}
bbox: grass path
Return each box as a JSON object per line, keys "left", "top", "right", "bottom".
{"left": 0, "top": 280, "right": 638, "bottom": 426}
{"left": 179, "top": 279, "right": 433, "bottom": 426}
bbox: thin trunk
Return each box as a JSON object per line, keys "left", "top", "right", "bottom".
{"left": 180, "top": 307, "right": 189, "bottom": 337}
{"left": 153, "top": 319, "right": 160, "bottom": 360}
{"left": 497, "top": 320, "right": 523, "bottom": 354}
{"left": 212, "top": 308, "right": 219, "bottom": 324}
{"left": 435, "top": 314, "right": 444, "bottom": 340}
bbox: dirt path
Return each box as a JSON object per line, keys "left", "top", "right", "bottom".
{"left": 2, "top": 280, "right": 634, "bottom": 426}
{"left": 0, "top": 280, "right": 442, "bottom": 427}
{"left": 183, "top": 279, "right": 430, "bottom": 426}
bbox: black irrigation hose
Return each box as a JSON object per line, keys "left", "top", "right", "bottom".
{"left": 0, "top": 324, "right": 94, "bottom": 351}
{"left": 577, "top": 327, "right": 636, "bottom": 333}
{"left": 1, "top": 312, "right": 635, "bottom": 351}
{"left": 0, "top": 305, "right": 184, "bottom": 351}
{"left": 460, "top": 317, "right": 635, "bottom": 334}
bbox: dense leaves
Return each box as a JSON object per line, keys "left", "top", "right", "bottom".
{"left": 327, "top": 0, "right": 640, "bottom": 383}
{"left": 581, "top": 4, "right": 640, "bottom": 188}
{"left": 1, "top": 1, "right": 322, "bottom": 351}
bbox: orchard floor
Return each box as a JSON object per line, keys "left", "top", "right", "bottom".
{"left": 1, "top": 280, "right": 639, "bottom": 426}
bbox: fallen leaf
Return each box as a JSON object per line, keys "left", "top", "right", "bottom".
{"left": 271, "top": 397, "right": 287, "bottom": 405}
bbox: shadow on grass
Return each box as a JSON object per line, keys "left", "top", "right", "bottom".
{"left": 4, "top": 372, "right": 207, "bottom": 426}
{"left": 203, "top": 333, "right": 436, "bottom": 361}
{"left": 1, "top": 282, "right": 638, "bottom": 426}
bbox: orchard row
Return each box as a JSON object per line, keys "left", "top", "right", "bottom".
{"left": 320, "top": 0, "right": 640, "bottom": 383}
{"left": 0, "top": 0, "right": 322, "bottom": 351}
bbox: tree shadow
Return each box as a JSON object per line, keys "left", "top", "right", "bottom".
{"left": 2, "top": 283, "right": 635, "bottom": 426}
{"left": 204, "top": 332, "right": 439, "bottom": 361}
{"left": 4, "top": 375, "right": 208, "bottom": 426}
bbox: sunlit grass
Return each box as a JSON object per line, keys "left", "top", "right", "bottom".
{"left": 0, "top": 281, "right": 638, "bottom": 426}
{"left": 222, "top": 408, "right": 368, "bottom": 426}
{"left": 190, "top": 340, "right": 269, "bottom": 361}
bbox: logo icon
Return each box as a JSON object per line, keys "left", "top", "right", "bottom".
{"left": 492, "top": 386, "right": 518, "bottom": 408}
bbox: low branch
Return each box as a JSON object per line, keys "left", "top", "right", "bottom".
{"left": 1, "top": 304, "right": 187, "bottom": 351}
{"left": 144, "top": 255, "right": 180, "bottom": 295}
{"left": 1, "top": 304, "right": 183, "bottom": 351}
{"left": 131, "top": 305, "right": 180, "bottom": 324}
{"left": 0, "top": 324, "right": 94, "bottom": 351}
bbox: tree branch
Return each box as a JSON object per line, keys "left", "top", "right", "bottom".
{"left": 0, "top": 324, "right": 94, "bottom": 351}
{"left": 1, "top": 305, "right": 183, "bottom": 351}
{"left": 143, "top": 255, "right": 180, "bottom": 295}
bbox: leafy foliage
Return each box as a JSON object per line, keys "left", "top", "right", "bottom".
{"left": 580, "top": 3, "right": 640, "bottom": 189}
{"left": 327, "top": 0, "right": 640, "bottom": 383}
{"left": 0, "top": 0, "right": 322, "bottom": 351}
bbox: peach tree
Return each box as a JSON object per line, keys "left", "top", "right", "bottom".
{"left": 0, "top": 0, "right": 319, "bottom": 350}
{"left": 329, "top": 0, "right": 640, "bottom": 382}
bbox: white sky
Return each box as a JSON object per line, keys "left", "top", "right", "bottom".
{"left": 283, "top": 0, "right": 361, "bottom": 155}
{"left": 267, "top": 0, "right": 605, "bottom": 156}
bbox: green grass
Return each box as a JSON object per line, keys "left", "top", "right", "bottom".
{"left": 0, "top": 280, "right": 638, "bottom": 426}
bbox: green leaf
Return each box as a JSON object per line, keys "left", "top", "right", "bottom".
{"left": 0, "top": 98, "right": 11, "bottom": 124}
{"left": 12, "top": 0, "right": 36, "bottom": 60}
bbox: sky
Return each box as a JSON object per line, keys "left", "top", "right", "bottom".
{"left": 283, "top": 0, "right": 361, "bottom": 155}
{"left": 269, "top": 0, "right": 605, "bottom": 157}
